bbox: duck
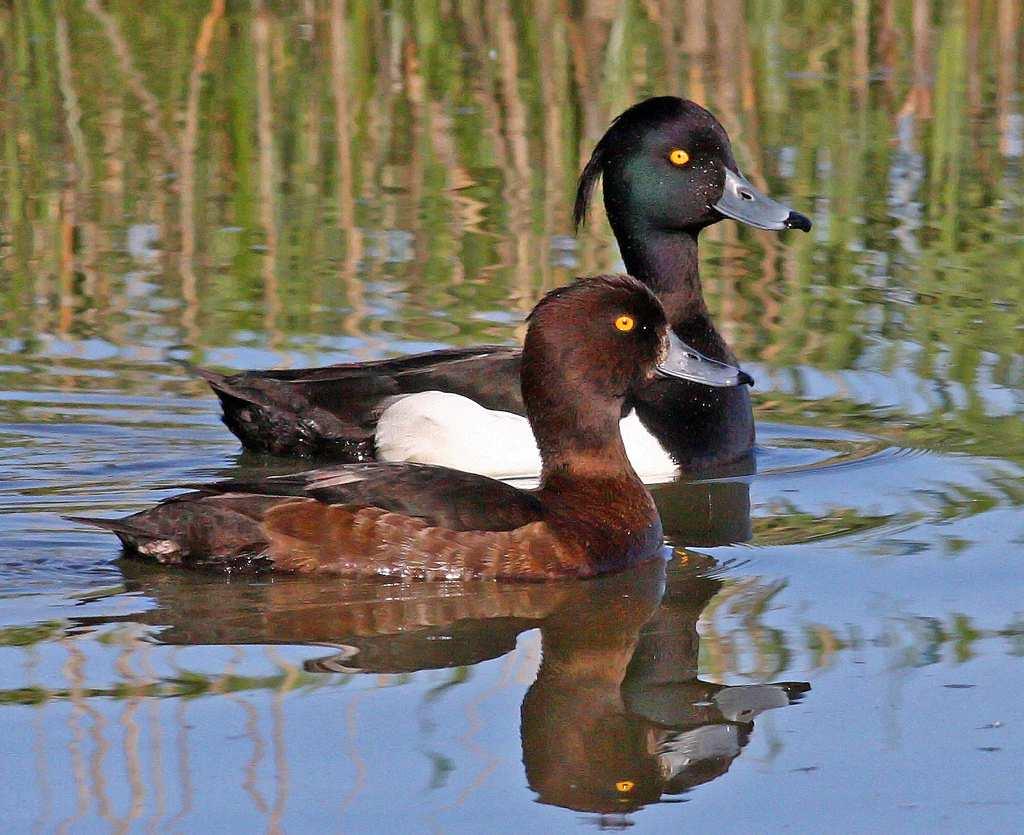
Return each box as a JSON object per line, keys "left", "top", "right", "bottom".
{"left": 198, "top": 97, "right": 811, "bottom": 480}
{"left": 70, "top": 275, "right": 751, "bottom": 581}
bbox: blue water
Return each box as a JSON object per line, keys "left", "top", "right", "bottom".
{"left": 2, "top": 2, "right": 1023, "bottom": 831}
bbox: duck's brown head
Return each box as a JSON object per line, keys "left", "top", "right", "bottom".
{"left": 521, "top": 275, "right": 686, "bottom": 466}
{"left": 525, "top": 274, "right": 667, "bottom": 401}
{"left": 523, "top": 274, "right": 665, "bottom": 429}
{"left": 522, "top": 275, "right": 753, "bottom": 473}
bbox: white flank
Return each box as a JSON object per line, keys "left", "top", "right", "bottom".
{"left": 375, "top": 391, "right": 679, "bottom": 483}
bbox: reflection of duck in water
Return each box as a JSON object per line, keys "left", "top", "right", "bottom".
{"left": 85, "top": 554, "right": 807, "bottom": 817}
{"left": 519, "top": 558, "right": 808, "bottom": 814}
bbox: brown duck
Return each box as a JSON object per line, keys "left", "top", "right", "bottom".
{"left": 69, "top": 275, "right": 751, "bottom": 581}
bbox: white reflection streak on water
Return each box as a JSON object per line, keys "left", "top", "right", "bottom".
{"left": 265, "top": 646, "right": 297, "bottom": 834}
{"left": 56, "top": 641, "right": 90, "bottom": 834}
{"left": 114, "top": 633, "right": 145, "bottom": 833}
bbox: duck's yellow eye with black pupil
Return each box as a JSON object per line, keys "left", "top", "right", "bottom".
{"left": 669, "top": 149, "right": 690, "bottom": 166}
{"left": 616, "top": 781, "right": 635, "bottom": 793}
{"left": 615, "top": 315, "right": 635, "bottom": 333}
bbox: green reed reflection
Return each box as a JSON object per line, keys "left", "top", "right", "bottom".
{"left": 0, "top": 0, "right": 1021, "bottom": 460}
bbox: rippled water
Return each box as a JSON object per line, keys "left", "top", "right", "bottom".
{"left": 2, "top": 2, "right": 1023, "bottom": 832}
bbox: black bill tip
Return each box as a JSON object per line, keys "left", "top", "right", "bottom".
{"left": 783, "top": 211, "right": 812, "bottom": 232}
{"left": 738, "top": 370, "right": 755, "bottom": 387}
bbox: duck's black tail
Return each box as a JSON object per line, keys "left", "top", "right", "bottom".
{"left": 191, "top": 364, "right": 375, "bottom": 460}
{"left": 64, "top": 495, "right": 279, "bottom": 571}
{"left": 64, "top": 515, "right": 182, "bottom": 559}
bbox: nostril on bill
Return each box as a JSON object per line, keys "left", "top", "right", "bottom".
{"left": 783, "top": 210, "right": 813, "bottom": 232}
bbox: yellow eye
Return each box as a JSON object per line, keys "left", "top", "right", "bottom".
{"left": 616, "top": 781, "right": 635, "bottom": 793}
{"left": 615, "top": 315, "right": 635, "bottom": 332}
{"left": 668, "top": 148, "right": 690, "bottom": 166}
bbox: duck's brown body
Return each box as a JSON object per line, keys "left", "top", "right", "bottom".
{"left": 264, "top": 471, "right": 661, "bottom": 580}
{"left": 79, "top": 461, "right": 661, "bottom": 581}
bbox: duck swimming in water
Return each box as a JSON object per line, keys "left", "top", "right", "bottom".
{"left": 195, "top": 97, "right": 811, "bottom": 479}
{"left": 198, "top": 97, "right": 810, "bottom": 480}
{"left": 70, "top": 275, "right": 749, "bottom": 581}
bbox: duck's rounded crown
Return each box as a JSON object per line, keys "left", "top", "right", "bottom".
{"left": 575, "top": 96, "right": 811, "bottom": 235}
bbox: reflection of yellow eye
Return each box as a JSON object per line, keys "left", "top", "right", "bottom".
{"left": 615, "top": 315, "right": 635, "bottom": 332}
{"left": 669, "top": 149, "right": 690, "bottom": 166}
{"left": 616, "top": 780, "right": 635, "bottom": 793}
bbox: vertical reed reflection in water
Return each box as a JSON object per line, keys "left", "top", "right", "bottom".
{"left": 236, "top": 694, "right": 270, "bottom": 816}
{"left": 89, "top": 681, "right": 113, "bottom": 824}
{"left": 0, "top": 2, "right": 1023, "bottom": 828}
{"left": 81, "top": 0, "right": 177, "bottom": 168}
{"left": 54, "top": 14, "right": 80, "bottom": 342}
{"left": 180, "top": 0, "right": 226, "bottom": 346}
{"left": 27, "top": 644, "right": 53, "bottom": 832}
{"left": 909, "top": 0, "right": 933, "bottom": 120}
{"left": 57, "top": 642, "right": 90, "bottom": 834}
{"left": 537, "top": 0, "right": 567, "bottom": 291}
{"left": 253, "top": 0, "right": 282, "bottom": 347}
{"left": 997, "top": 0, "right": 1021, "bottom": 157}
{"left": 114, "top": 632, "right": 145, "bottom": 833}
{"left": 170, "top": 649, "right": 194, "bottom": 827}
{"left": 265, "top": 647, "right": 297, "bottom": 834}
{"left": 440, "top": 643, "right": 521, "bottom": 812}
{"left": 138, "top": 641, "right": 168, "bottom": 832}
{"left": 339, "top": 691, "right": 369, "bottom": 815}
{"left": 328, "top": 0, "right": 367, "bottom": 346}
{"left": 166, "top": 701, "right": 192, "bottom": 825}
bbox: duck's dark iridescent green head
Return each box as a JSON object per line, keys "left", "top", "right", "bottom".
{"left": 574, "top": 97, "right": 811, "bottom": 236}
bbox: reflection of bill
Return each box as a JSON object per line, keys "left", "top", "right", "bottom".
{"left": 92, "top": 554, "right": 807, "bottom": 817}
{"left": 520, "top": 558, "right": 807, "bottom": 814}
{"left": 622, "top": 579, "right": 808, "bottom": 803}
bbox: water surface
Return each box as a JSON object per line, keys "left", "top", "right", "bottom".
{"left": 1, "top": 1, "right": 1022, "bottom": 832}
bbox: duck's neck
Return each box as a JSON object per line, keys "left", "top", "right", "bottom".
{"left": 527, "top": 390, "right": 645, "bottom": 496}
{"left": 539, "top": 435, "right": 637, "bottom": 488}
{"left": 612, "top": 219, "right": 708, "bottom": 327}
{"left": 535, "top": 413, "right": 654, "bottom": 521}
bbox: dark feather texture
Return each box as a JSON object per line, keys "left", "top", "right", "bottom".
{"left": 573, "top": 96, "right": 718, "bottom": 231}
{"left": 197, "top": 345, "right": 523, "bottom": 458}
{"left": 194, "top": 461, "right": 545, "bottom": 531}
